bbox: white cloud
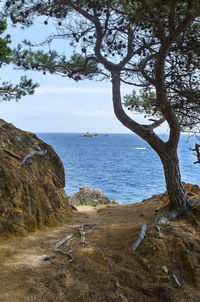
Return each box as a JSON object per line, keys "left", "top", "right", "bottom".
{"left": 35, "top": 85, "right": 134, "bottom": 96}
{"left": 70, "top": 110, "right": 85, "bottom": 116}
{"left": 87, "top": 110, "right": 113, "bottom": 117}
{"left": 36, "top": 86, "right": 111, "bottom": 95}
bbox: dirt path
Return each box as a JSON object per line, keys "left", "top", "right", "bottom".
{"left": 0, "top": 200, "right": 164, "bottom": 302}
{"left": 1, "top": 187, "right": 200, "bottom": 302}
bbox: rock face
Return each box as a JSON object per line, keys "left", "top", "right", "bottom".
{"left": 69, "top": 185, "right": 117, "bottom": 206}
{"left": 0, "top": 119, "right": 72, "bottom": 237}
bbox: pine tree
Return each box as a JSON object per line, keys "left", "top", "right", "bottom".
{"left": 5, "top": 0, "right": 200, "bottom": 220}
{"left": 0, "top": 15, "right": 38, "bottom": 101}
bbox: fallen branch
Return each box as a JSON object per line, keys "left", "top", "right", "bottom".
{"left": 79, "top": 223, "right": 97, "bottom": 246}
{"left": 132, "top": 224, "right": 147, "bottom": 251}
{"left": 54, "top": 233, "right": 74, "bottom": 262}
{"left": 56, "top": 248, "right": 75, "bottom": 263}
{"left": 173, "top": 274, "right": 181, "bottom": 286}
{"left": 154, "top": 225, "right": 160, "bottom": 232}
{"left": 54, "top": 233, "right": 73, "bottom": 251}
{"left": 38, "top": 254, "right": 56, "bottom": 261}
{"left": 21, "top": 150, "right": 47, "bottom": 165}
{"left": 3, "top": 148, "right": 21, "bottom": 160}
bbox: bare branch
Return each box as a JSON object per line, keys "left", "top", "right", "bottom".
{"left": 148, "top": 117, "right": 165, "bottom": 129}
{"left": 54, "top": 233, "right": 73, "bottom": 251}
{"left": 192, "top": 143, "right": 200, "bottom": 164}
{"left": 79, "top": 223, "right": 98, "bottom": 246}
{"left": 54, "top": 233, "right": 74, "bottom": 262}
{"left": 132, "top": 224, "right": 147, "bottom": 251}
{"left": 3, "top": 148, "right": 21, "bottom": 160}
{"left": 21, "top": 150, "right": 47, "bottom": 165}
{"left": 173, "top": 274, "right": 181, "bottom": 286}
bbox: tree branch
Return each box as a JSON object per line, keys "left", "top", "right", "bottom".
{"left": 3, "top": 148, "right": 21, "bottom": 160}
{"left": 132, "top": 224, "right": 147, "bottom": 251}
{"left": 111, "top": 70, "right": 165, "bottom": 153}
{"left": 148, "top": 117, "right": 165, "bottom": 129}
{"left": 138, "top": 57, "right": 155, "bottom": 85}
{"left": 141, "top": 0, "right": 166, "bottom": 40}
{"left": 21, "top": 150, "right": 47, "bottom": 165}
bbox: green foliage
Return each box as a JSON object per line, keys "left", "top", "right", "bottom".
{"left": 4, "top": 0, "right": 200, "bottom": 130}
{"left": 0, "top": 19, "right": 12, "bottom": 66}
{"left": 13, "top": 47, "right": 99, "bottom": 81}
{"left": 124, "top": 90, "right": 158, "bottom": 116}
{"left": 0, "top": 76, "right": 38, "bottom": 102}
{"left": 0, "top": 17, "right": 38, "bottom": 101}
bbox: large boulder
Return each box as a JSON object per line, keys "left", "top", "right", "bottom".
{"left": 0, "top": 119, "right": 72, "bottom": 237}
{"left": 69, "top": 185, "right": 117, "bottom": 206}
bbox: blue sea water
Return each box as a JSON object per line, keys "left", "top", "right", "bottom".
{"left": 37, "top": 133, "right": 200, "bottom": 204}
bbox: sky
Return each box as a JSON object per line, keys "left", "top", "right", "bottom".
{"left": 0, "top": 15, "right": 168, "bottom": 134}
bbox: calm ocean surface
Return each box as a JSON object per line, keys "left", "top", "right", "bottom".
{"left": 37, "top": 133, "right": 200, "bottom": 204}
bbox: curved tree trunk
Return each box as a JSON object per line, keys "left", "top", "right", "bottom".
{"left": 159, "top": 147, "right": 191, "bottom": 213}
{"left": 111, "top": 71, "right": 191, "bottom": 216}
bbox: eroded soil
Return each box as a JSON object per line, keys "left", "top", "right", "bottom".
{"left": 1, "top": 193, "right": 200, "bottom": 302}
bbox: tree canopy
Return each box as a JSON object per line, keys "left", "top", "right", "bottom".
{"left": 5, "top": 0, "right": 200, "bottom": 131}
{"left": 0, "top": 13, "right": 38, "bottom": 102}
{"left": 5, "top": 0, "right": 200, "bottom": 217}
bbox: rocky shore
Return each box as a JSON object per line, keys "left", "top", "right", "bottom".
{"left": 69, "top": 185, "right": 117, "bottom": 207}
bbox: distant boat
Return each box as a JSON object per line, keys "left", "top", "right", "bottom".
{"left": 82, "top": 132, "right": 98, "bottom": 137}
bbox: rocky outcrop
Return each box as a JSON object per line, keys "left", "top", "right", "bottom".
{"left": 69, "top": 185, "right": 117, "bottom": 206}
{"left": 0, "top": 119, "right": 72, "bottom": 237}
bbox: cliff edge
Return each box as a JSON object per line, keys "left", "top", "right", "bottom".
{"left": 0, "top": 119, "right": 72, "bottom": 237}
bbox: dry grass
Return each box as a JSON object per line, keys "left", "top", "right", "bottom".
{"left": 1, "top": 188, "right": 200, "bottom": 302}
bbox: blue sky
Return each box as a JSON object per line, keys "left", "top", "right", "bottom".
{"left": 0, "top": 18, "right": 168, "bottom": 134}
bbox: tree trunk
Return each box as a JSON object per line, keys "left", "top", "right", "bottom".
{"left": 159, "top": 146, "right": 191, "bottom": 214}
{"left": 111, "top": 71, "right": 191, "bottom": 217}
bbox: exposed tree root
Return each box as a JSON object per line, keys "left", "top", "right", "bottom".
{"left": 132, "top": 224, "right": 147, "bottom": 251}
{"left": 21, "top": 150, "right": 47, "bottom": 165}
{"left": 54, "top": 233, "right": 74, "bottom": 262}
{"left": 2, "top": 147, "right": 47, "bottom": 165}
{"left": 3, "top": 148, "right": 21, "bottom": 160}
{"left": 54, "top": 233, "right": 73, "bottom": 251}
{"left": 31, "top": 223, "right": 101, "bottom": 265}
{"left": 155, "top": 210, "right": 179, "bottom": 224}
{"left": 173, "top": 274, "right": 181, "bottom": 286}
{"left": 38, "top": 254, "right": 56, "bottom": 261}
{"left": 56, "top": 248, "right": 75, "bottom": 263}
{"left": 79, "top": 223, "right": 98, "bottom": 247}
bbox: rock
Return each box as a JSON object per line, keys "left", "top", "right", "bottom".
{"left": 69, "top": 185, "right": 117, "bottom": 206}
{"left": 0, "top": 119, "right": 72, "bottom": 237}
{"left": 162, "top": 265, "right": 169, "bottom": 274}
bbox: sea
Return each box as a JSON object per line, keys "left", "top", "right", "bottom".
{"left": 37, "top": 133, "right": 200, "bottom": 204}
